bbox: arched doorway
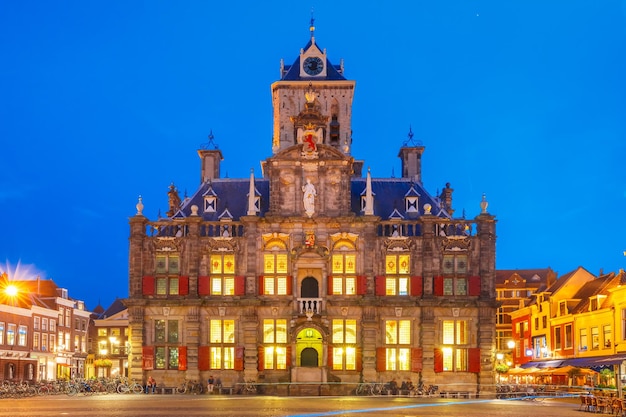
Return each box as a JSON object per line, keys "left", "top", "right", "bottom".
{"left": 292, "top": 327, "right": 327, "bottom": 382}
{"left": 301, "top": 276, "right": 319, "bottom": 298}
{"left": 301, "top": 347, "right": 318, "bottom": 367}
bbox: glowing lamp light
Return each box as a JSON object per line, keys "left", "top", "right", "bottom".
{"left": 5, "top": 284, "right": 18, "bottom": 297}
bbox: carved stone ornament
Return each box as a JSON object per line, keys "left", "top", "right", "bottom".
{"left": 153, "top": 237, "right": 182, "bottom": 252}
{"left": 382, "top": 238, "right": 413, "bottom": 252}
{"left": 204, "top": 239, "right": 239, "bottom": 253}
{"left": 441, "top": 236, "right": 471, "bottom": 251}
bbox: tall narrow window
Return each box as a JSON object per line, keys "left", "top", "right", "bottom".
{"left": 385, "top": 254, "right": 410, "bottom": 296}
{"left": 591, "top": 327, "right": 599, "bottom": 350}
{"left": 155, "top": 253, "right": 181, "bottom": 295}
{"left": 441, "top": 320, "right": 468, "bottom": 371}
{"left": 209, "top": 319, "right": 235, "bottom": 369}
{"left": 331, "top": 319, "right": 357, "bottom": 370}
{"left": 210, "top": 253, "right": 236, "bottom": 295}
{"left": 384, "top": 320, "right": 411, "bottom": 371}
{"left": 263, "top": 253, "right": 289, "bottom": 295}
{"left": 564, "top": 324, "right": 573, "bottom": 349}
{"left": 331, "top": 252, "right": 357, "bottom": 295}
{"left": 154, "top": 319, "right": 181, "bottom": 370}
{"left": 603, "top": 325, "right": 611, "bottom": 348}
{"left": 580, "top": 328, "right": 588, "bottom": 350}
{"left": 442, "top": 254, "right": 468, "bottom": 295}
{"left": 263, "top": 319, "right": 287, "bottom": 370}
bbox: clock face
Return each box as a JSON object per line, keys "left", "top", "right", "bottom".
{"left": 303, "top": 56, "right": 324, "bottom": 76}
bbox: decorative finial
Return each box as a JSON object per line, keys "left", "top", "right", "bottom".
{"left": 402, "top": 125, "right": 423, "bottom": 147}
{"left": 201, "top": 130, "right": 219, "bottom": 150}
{"left": 135, "top": 195, "right": 144, "bottom": 216}
{"left": 480, "top": 193, "right": 489, "bottom": 214}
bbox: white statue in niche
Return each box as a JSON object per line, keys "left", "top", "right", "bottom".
{"left": 302, "top": 178, "right": 316, "bottom": 217}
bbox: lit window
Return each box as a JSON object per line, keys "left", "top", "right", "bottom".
{"left": 263, "top": 253, "right": 289, "bottom": 295}
{"left": 263, "top": 319, "right": 287, "bottom": 370}
{"left": 7, "top": 324, "right": 16, "bottom": 345}
{"left": 441, "top": 320, "right": 468, "bottom": 371}
{"left": 384, "top": 320, "right": 411, "bottom": 371}
{"left": 384, "top": 254, "right": 410, "bottom": 296}
{"left": 331, "top": 253, "right": 357, "bottom": 295}
{"left": 210, "top": 254, "right": 236, "bottom": 296}
{"left": 332, "top": 319, "right": 357, "bottom": 370}
{"left": 209, "top": 319, "right": 235, "bottom": 369}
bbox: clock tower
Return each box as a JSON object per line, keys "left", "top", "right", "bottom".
{"left": 271, "top": 21, "right": 355, "bottom": 156}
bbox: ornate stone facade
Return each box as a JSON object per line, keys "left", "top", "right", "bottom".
{"left": 125, "top": 27, "right": 497, "bottom": 395}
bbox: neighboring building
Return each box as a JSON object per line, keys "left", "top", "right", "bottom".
{"left": 89, "top": 299, "right": 129, "bottom": 379}
{"left": 495, "top": 268, "right": 556, "bottom": 353}
{"left": 0, "top": 272, "right": 91, "bottom": 381}
{"left": 125, "top": 25, "right": 498, "bottom": 395}
{"left": 510, "top": 268, "right": 626, "bottom": 388}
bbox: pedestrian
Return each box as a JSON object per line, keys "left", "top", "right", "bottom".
{"left": 207, "top": 375, "right": 215, "bottom": 394}
{"left": 146, "top": 376, "right": 157, "bottom": 394}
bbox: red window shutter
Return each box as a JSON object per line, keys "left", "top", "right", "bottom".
{"left": 327, "top": 344, "right": 333, "bottom": 368}
{"left": 234, "top": 276, "right": 245, "bottom": 295}
{"left": 356, "top": 275, "right": 367, "bottom": 295}
{"left": 434, "top": 276, "right": 444, "bottom": 296}
{"left": 410, "top": 276, "right": 423, "bottom": 296}
{"left": 468, "top": 347, "right": 481, "bottom": 373}
{"left": 375, "top": 276, "right": 386, "bottom": 296}
{"left": 376, "top": 347, "right": 386, "bottom": 371}
{"left": 356, "top": 347, "right": 362, "bottom": 372}
{"left": 286, "top": 345, "right": 292, "bottom": 368}
{"left": 286, "top": 275, "right": 292, "bottom": 295}
{"left": 258, "top": 275, "right": 264, "bottom": 295}
{"left": 234, "top": 346, "right": 244, "bottom": 371}
{"left": 142, "top": 346, "right": 154, "bottom": 370}
{"left": 178, "top": 346, "right": 187, "bottom": 371}
{"left": 257, "top": 346, "right": 264, "bottom": 371}
{"left": 434, "top": 348, "right": 443, "bottom": 373}
{"left": 327, "top": 275, "right": 333, "bottom": 295}
{"left": 411, "top": 348, "right": 423, "bottom": 372}
{"left": 179, "top": 276, "right": 189, "bottom": 295}
{"left": 198, "top": 346, "right": 210, "bottom": 371}
{"left": 198, "top": 276, "right": 210, "bottom": 295}
{"left": 468, "top": 276, "right": 481, "bottom": 296}
{"left": 142, "top": 276, "right": 155, "bottom": 295}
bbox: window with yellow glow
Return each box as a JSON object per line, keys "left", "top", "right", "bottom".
{"left": 263, "top": 253, "right": 289, "bottom": 295}
{"left": 441, "top": 320, "right": 468, "bottom": 371}
{"left": 209, "top": 254, "right": 235, "bottom": 295}
{"left": 384, "top": 254, "right": 410, "bottom": 295}
{"left": 331, "top": 252, "right": 357, "bottom": 295}
{"left": 209, "top": 319, "right": 235, "bottom": 369}
{"left": 384, "top": 320, "right": 411, "bottom": 371}
{"left": 332, "top": 319, "right": 357, "bottom": 370}
{"left": 263, "top": 319, "right": 287, "bottom": 370}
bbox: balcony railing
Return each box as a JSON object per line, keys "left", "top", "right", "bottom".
{"left": 145, "top": 221, "right": 245, "bottom": 238}
{"left": 297, "top": 298, "right": 323, "bottom": 315}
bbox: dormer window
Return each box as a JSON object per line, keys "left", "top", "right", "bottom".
{"left": 204, "top": 196, "right": 217, "bottom": 213}
{"left": 558, "top": 301, "right": 568, "bottom": 316}
{"left": 405, "top": 196, "right": 419, "bottom": 213}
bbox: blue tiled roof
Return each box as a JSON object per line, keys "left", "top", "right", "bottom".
{"left": 176, "top": 176, "right": 449, "bottom": 221}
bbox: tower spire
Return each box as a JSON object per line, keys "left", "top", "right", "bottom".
{"left": 309, "top": 8, "right": 315, "bottom": 40}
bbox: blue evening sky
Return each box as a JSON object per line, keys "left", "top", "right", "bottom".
{"left": 1, "top": 1, "right": 625, "bottom": 310}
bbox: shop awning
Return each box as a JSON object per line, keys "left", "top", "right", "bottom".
{"left": 563, "top": 354, "right": 626, "bottom": 369}
{"left": 520, "top": 360, "right": 564, "bottom": 369}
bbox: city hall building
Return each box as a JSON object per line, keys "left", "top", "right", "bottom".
{"left": 125, "top": 25, "right": 498, "bottom": 395}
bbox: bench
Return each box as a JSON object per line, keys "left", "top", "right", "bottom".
{"left": 440, "top": 391, "right": 474, "bottom": 398}
{"left": 216, "top": 386, "right": 234, "bottom": 395}
{"left": 157, "top": 386, "right": 177, "bottom": 394}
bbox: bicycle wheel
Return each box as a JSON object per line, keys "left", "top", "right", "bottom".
{"left": 132, "top": 384, "right": 144, "bottom": 394}
{"left": 117, "top": 384, "right": 129, "bottom": 394}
